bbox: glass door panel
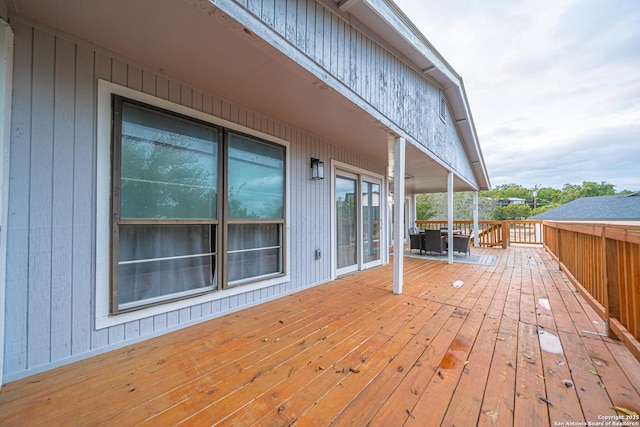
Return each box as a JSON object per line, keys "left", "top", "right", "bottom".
{"left": 362, "top": 181, "right": 381, "bottom": 265}
{"left": 336, "top": 174, "right": 358, "bottom": 274}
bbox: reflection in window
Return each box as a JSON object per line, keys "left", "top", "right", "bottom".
{"left": 228, "top": 133, "right": 284, "bottom": 220}
{"left": 112, "top": 98, "right": 286, "bottom": 312}
{"left": 121, "top": 102, "right": 218, "bottom": 220}
{"left": 114, "top": 100, "right": 219, "bottom": 311}
{"left": 336, "top": 175, "right": 357, "bottom": 269}
{"left": 362, "top": 181, "right": 380, "bottom": 264}
{"left": 227, "top": 133, "right": 285, "bottom": 285}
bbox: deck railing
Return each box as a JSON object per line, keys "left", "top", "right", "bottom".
{"left": 414, "top": 220, "right": 544, "bottom": 248}
{"left": 543, "top": 221, "right": 640, "bottom": 359}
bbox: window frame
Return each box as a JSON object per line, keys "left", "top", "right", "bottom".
{"left": 96, "top": 80, "right": 290, "bottom": 328}
{"left": 439, "top": 90, "right": 446, "bottom": 122}
{"left": 110, "top": 96, "right": 224, "bottom": 313}
{"left": 222, "top": 129, "right": 287, "bottom": 288}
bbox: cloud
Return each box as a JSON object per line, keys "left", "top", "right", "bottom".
{"left": 394, "top": 0, "right": 640, "bottom": 191}
{"left": 483, "top": 122, "right": 640, "bottom": 190}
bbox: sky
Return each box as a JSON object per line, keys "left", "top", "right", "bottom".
{"left": 394, "top": 0, "right": 640, "bottom": 192}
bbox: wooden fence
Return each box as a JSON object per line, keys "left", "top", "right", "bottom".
{"left": 414, "top": 220, "right": 544, "bottom": 248}
{"left": 543, "top": 221, "right": 640, "bottom": 360}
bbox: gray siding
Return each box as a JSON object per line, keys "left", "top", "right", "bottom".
{"left": 4, "top": 19, "right": 385, "bottom": 380}
{"left": 233, "top": 0, "right": 475, "bottom": 184}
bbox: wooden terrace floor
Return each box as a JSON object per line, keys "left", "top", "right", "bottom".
{"left": 1, "top": 246, "right": 639, "bottom": 426}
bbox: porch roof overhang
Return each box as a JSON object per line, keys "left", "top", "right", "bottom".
{"left": 7, "top": 0, "right": 489, "bottom": 193}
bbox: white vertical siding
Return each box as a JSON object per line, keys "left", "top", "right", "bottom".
{"left": 71, "top": 44, "right": 95, "bottom": 356}
{"left": 51, "top": 37, "right": 75, "bottom": 362}
{"left": 5, "top": 19, "right": 32, "bottom": 376}
{"left": 3, "top": 16, "right": 385, "bottom": 381}
{"left": 28, "top": 28, "right": 55, "bottom": 369}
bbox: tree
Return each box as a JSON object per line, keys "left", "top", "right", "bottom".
{"left": 415, "top": 192, "right": 493, "bottom": 220}
{"left": 415, "top": 194, "right": 437, "bottom": 220}
{"left": 120, "top": 135, "right": 217, "bottom": 220}
{"left": 532, "top": 204, "right": 559, "bottom": 216}
{"left": 579, "top": 181, "right": 615, "bottom": 197}
{"left": 536, "top": 187, "right": 562, "bottom": 207}
{"left": 412, "top": 180, "right": 626, "bottom": 222}
{"left": 481, "top": 184, "right": 531, "bottom": 201}
{"left": 502, "top": 204, "right": 532, "bottom": 219}
{"left": 558, "top": 181, "right": 617, "bottom": 204}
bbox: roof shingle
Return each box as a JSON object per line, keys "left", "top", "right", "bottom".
{"left": 531, "top": 192, "right": 640, "bottom": 220}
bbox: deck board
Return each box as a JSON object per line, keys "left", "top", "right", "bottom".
{"left": 1, "top": 246, "right": 639, "bottom": 426}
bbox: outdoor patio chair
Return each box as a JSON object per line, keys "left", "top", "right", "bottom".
{"left": 421, "top": 229, "right": 447, "bottom": 255}
{"left": 453, "top": 234, "right": 471, "bottom": 257}
{"left": 408, "top": 227, "right": 421, "bottom": 253}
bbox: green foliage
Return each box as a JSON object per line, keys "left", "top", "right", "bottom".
{"left": 481, "top": 184, "right": 530, "bottom": 200}
{"left": 415, "top": 194, "right": 436, "bottom": 220}
{"left": 535, "top": 187, "right": 561, "bottom": 206}
{"left": 493, "top": 203, "right": 532, "bottom": 220}
{"left": 414, "top": 180, "right": 626, "bottom": 221}
{"left": 532, "top": 203, "right": 560, "bottom": 216}
{"left": 120, "top": 137, "right": 217, "bottom": 220}
{"left": 415, "top": 192, "right": 493, "bottom": 220}
{"left": 558, "top": 181, "right": 616, "bottom": 204}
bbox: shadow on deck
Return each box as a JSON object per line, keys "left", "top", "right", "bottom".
{"left": 1, "top": 246, "right": 639, "bottom": 426}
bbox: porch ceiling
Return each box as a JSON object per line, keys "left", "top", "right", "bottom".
{"left": 8, "top": 0, "right": 475, "bottom": 193}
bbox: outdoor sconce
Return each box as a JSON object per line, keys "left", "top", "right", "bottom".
{"left": 311, "top": 157, "right": 325, "bottom": 180}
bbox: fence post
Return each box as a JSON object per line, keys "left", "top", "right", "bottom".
{"left": 605, "top": 234, "right": 620, "bottom": 339}
{"left": 502, "top": 221, "right": 510, "bottom": 248}
{"left": 599, "top": 226, "right": 608, "bottom": 331}
{"left": 556, "top": 223, "right": 561, "bottom": 269}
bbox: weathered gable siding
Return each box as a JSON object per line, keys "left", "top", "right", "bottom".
{"left": 233, "top": 0, "right": 475, "bottom": 184}
{"left": 3, "top": 18, "right": 384, "bottom": 381}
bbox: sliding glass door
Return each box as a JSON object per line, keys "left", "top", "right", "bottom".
{"left": 362, "top": 179, "right": 381, "bottom": 267}
{"left": 336, "top": 173, "right": 358, "bottom": 275}
{"left": 335, "top": 170, "right": 383, "bottom": 276}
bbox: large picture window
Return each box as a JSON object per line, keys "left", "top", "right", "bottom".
{"left": 111, "top": 96, "right": 285, "bottom": 312}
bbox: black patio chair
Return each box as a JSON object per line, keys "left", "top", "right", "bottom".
{"left": 408, "top": 227, "right": 421, "bottom": 253}
{"left": 421, "top": 229, "right": 447, "bottom": 255}
{"left": 453, "top": 234, "right": 471, "bottom": 257}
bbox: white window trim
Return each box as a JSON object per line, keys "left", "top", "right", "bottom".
{"left": 96, "top": 80, "right": 290, "bottom": 329}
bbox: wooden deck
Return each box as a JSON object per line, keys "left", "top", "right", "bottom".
{"left": 1, "top": 246, "right": 639, "bottom": 426}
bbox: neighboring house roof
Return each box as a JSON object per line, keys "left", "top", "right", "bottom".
{"left": 531, "top": 192, "right": 640, "bottom": 220}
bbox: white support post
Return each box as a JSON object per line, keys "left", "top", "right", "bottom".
{"left": 411, "top": 193, "right": 417, "bottom": 230}
{"left": 382, "top": 170, "right": 390, "bottom": 266}
{"left": 392, "top": 137, "right": 406, "bottom": 294}
{"left": 447, "top": 172, "right": 454, "bottom": 264}
{"left": 473, "top": 191, "right": 480, "bottom": 247}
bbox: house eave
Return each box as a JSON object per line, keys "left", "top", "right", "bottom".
{"left": 336, "top": 0, "right": 491, "bottom": 191}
